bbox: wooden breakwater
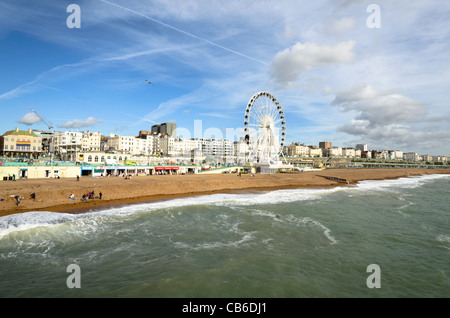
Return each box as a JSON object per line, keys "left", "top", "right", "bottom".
{"left": 319, "top": 175, "right": 349, "bottom": 184}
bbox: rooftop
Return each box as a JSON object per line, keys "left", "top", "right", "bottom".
{"left": 2, "top": 128, "right": 38, "bottom": 137}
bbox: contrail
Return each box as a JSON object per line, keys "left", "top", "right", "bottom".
{"left": 98, "top": 0, "right": 268, "bottom": 65}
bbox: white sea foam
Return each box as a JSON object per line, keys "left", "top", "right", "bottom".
{"left": 397, "top": 202, "right": 415, "bottom": 210}
{"left": 436, "top": 235, "right": 450, "bottom": 251}
{"left": 284, "top": 215, "right": 337, "bottom": 245}
{"left": 249, "top": 209, "right": 283, "bottom": 221}
{"left": 214, "top": 186, "right": 347, "bottom": 208}
{"left": 0, "top": 212, "right": 77, "bottom": 238}
{"left": 303, "top": 217, "right": 338, "bottom": 245}
{"left": 248, "top": 209, "right": 337, "bottom": 245}
{"left": 173, "top": 219, "right": 256, "bottom": 251}
{"left": 436, "top": 234, "right": 450, "bottom": 244}
{"left": 356, "top": 173, "right": 450, "bottom": 192}
{"left": 174, "top": 232, "right": 255, "bottom": 251}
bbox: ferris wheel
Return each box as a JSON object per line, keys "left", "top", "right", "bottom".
{"left": 243, "top": 91, "right": 286, "bottom": 164}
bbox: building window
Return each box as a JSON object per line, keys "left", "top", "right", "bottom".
{"left": 88, "top": 155, "right": 92, "bottom": 162}
{"left": 95, "top": 156, "right": 99, "bottom": 162}
{"left": 4, "top": 145, "right": 7, "bottom": 150}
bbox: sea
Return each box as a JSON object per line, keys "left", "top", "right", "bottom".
{"left": 0, "top": 173, "right": 449, "bottom": 299}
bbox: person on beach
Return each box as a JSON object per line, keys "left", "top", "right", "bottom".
{"left": 77, "top": 175, "right": 80, "bottom": 181}
{"left": 14, "top": 195, "right": 20, "bottom": 206}
{"left": 99, "top": 192, "right": 102, "bottom": 200}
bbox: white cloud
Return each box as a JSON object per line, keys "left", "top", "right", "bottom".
{"left": 332, "top": 84, "right": 379, "bottom": 104}
{"left": 331, "top": 84, "right": 450, "bottom": 152}
{"left": 337, "top": 120, "right": 450, "bottom": 152}
{"left": 270, "top": 41, "right": 356, "bottom": 89}
{"left": 17, "top": 112, "right": 41, "bottom": 125}
{"left": 332, "top": 84, "right": 428, "bottom": 127}
{"left": 58, "top": 117, "right": 103, "bottom": 128}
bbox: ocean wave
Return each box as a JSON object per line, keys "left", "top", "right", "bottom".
{"left": 0, "top": 209, "right": 134, "bottom": 239}
{"left": 356, "top": 173, "right": 450, "bottom": 191}
{"left": 214, "top": 187, "right": 347, "bottom": 208}
{"left": 173, "top": 232, "right": 255, "bottom": 251}
{"left": 0, "top": 212, "right": 77, "bottom": 238}
{"left": 247, "top": 209, "right": 337, "bottom": 245}
{"left": 303, "top": 217, "right": 338, "bottom": 245}
{"left": 283, "top": 215, "right": 337, "bottom": 245}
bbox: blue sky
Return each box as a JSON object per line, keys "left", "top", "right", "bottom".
{"left": 1, "top": 0, "right": 449, "bottom": 156}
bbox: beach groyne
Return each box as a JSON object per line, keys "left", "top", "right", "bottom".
{"left": 319, "top": 175, "right": 350, "bottom": 184}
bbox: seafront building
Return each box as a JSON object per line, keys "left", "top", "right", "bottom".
{"left": 319, "top": 141, "right": 332, "bottom": 150}
{"left": 151, "top": 122, "right": 176, "bottom": 137}
{"left": 234, "top": 138, "right": 250, "bottom": 164}
{"left": 432, "top": 155, "right": 447, "bottom": 163}
{"left": 0, "top": 128, "right": 44, "bottom": 158}
{"left": 51, "top": 131, "right": 83, "bottom": 161}
{"left": 356, "top": 144, "right": 368, "bottom": 152}
{"left": 323, "top": 146, "right": 343, "bottom": 157}
{"left": 82, "top": 131, "right": 101, "bottom": 152}
{"left": 403, "top": 152, "right": 419, "bottom": 161}
{"left": 32, "top": 129, "right": 53, "bottom": 155}
{"left": 288, "top": 143, "right": 310, "bottom": 157}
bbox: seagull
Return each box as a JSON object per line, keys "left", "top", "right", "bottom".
{"left": 145, "top": 80, "right": 153, "bottom": 85}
